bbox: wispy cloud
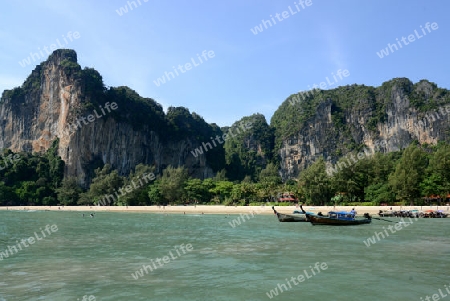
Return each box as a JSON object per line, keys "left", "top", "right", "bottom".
{"left": 320, "top": 26, "right": 348, "bottom": 71}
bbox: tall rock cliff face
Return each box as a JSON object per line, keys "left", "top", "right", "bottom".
{"left": 272, "top": 78, "right": 450, "bottom": 180}
{"left": 2, "top": 50, "right": 449, "bottom": 185}
{"left": 0, "top": 50, "right": 219, "bottom": 186}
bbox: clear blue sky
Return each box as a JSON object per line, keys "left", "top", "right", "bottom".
{"left": 1, "top": 0, "right": 449, "bottom": 127}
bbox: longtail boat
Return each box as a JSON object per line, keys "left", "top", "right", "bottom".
{"left": 272, "top": 206, "right": 309, "bottom": 222}
{"left": 300, "top": 205, "right": 371, "bottom": 226}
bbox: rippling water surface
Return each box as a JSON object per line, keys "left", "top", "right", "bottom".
{"left": 0, "top": 210, "right": 449, "bottom": 300}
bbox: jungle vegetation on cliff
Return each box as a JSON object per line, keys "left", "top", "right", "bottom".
{"left": 1, "top": 141, "right": 450, "bottom": 206}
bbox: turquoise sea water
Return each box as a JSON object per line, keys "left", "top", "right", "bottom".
{"left": 0, "top": 210, "right": 449, "bottom": 301}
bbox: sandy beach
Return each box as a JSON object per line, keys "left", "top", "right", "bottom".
{"left": 1, "top": 205, "right": 449, "bottom": 216}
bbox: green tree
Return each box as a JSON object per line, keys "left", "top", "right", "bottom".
{"left": 184, "top": 178, "right": 210, "bottom": 204}
{"left": 56, "top": 177, "right": 83, "bottom": 205}
{"left": 389, "top": 144, "right": 427, "bottom": 204}
{"left": 119, "top": 164, "right": 155, "bottom": 205}
{"left": 427, "top": 143, "right": 450, "bottom": 198}
{"left": 46, "top": 139, "right": 65, "bottom": 189}
{"left": 331, "top": 155, "right": 371, "bottom": 202}
{"left": 231, "top": 181, "right": 258, "bottom": 205}
{"left": 420, "top": 174, "right": 443, "bottom": 203}
{"left": 79, "top": 164, "right": 124, "bottom": 205}
{"left": 365, "top": 183, "right": 395, "bottom": 205}
{"left": 363, "top": 152, "right": 400, "bottom": 205}
{"left": 0, "top": 149, "right": 63, "bottom": 205}
{"left": 298, "top": 158, "right": 334, "bottom": 205}
{"left": 368, "top": 152, "right": 400, "bottom": 184}
{"left": 148, "top": 180, "right": 163, "bottom": 205}
{"left": 159, "top": 166, "right": 188, "bottom": 204}
{"left": 15, "top": 181, "right": 38, "bottom": 205}
{"left": 209, "top": 180, "right": 234, "bottom": 203}
{"left": 256, "top": 163, "right": 282, "bottom": 201}
{"left": 0, "top": 182, "right": 17, "bottom": 205}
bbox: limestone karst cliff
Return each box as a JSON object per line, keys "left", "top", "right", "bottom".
{"left": 2, "top": 50, "right": 450, "bottom": 185}
{"left": 271, "top": 78, "right": 450, "bottom": 180}
{"left": 0, "top": 49, "right": 223, "bottom": 186}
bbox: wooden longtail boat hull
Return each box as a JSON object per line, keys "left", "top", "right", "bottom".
{"left": 275, "top": 212, "right": 308, "bottom": 222}
{"left": 307, "top": 214, "right": 371, "bottom": 226}
{"left": 272, "top": 207, "right": 308, "bottom": 222}
{"left": 298, "top": 205, "right": 371, "bottom": 226}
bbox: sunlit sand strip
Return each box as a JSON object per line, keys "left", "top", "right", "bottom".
{"left": 0, "top": 205, "right": 448, "bottom": 215}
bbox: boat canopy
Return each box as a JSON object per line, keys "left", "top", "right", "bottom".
{"left": 328, "top": 211, "right": 355, "bottom": 220}
{"left": 329, "top": 211, "right": 354, "bottom": 215}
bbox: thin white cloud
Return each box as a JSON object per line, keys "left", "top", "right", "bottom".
{"left": 320, "top": 26, "right": 348, "bottom": 70}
